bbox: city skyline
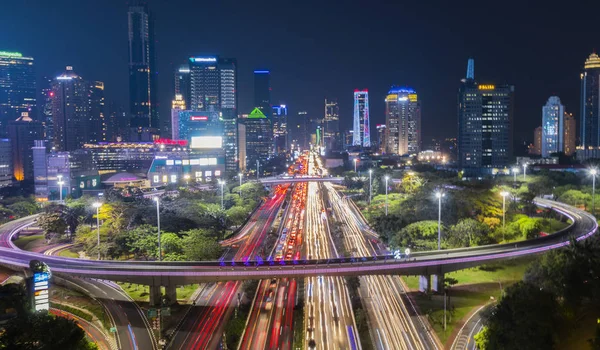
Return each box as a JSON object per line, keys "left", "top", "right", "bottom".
{"left": 3, "top": 0, "right": 600, "bottom": 144}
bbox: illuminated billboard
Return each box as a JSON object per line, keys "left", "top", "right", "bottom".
{"left": 33, "top": 272, "right": 50, "bottom": 311}
{"left": 191, "top": 136, "right": 223, "bottom": 149}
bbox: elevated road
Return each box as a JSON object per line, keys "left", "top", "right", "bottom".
{"left": 259, "top": 176, "right": 343, "bottom": 184}
{"left": 0, "top": 199, "right": 596, "bottom": 286}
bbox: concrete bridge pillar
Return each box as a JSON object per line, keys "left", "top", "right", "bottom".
{"left": 165, "top": 285, "right": 178, "bottom": 305}
{"left": 432, "top": 274, "right": 444, "bottom": 293}
{"left": 149, "top": 285, "right": 162, "bottom": 306}
{"left": 418, "top": 275, "right": 431, "bottom": 292}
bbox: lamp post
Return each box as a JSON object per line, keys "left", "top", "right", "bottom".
{"left": 93, "top": 202, "right": 102, "bottom": 260}
{"left": 238, "top": 173, "right": 243, "bottom": 198}
{"left": 219, "top": 180, "right": 226, "bottom": 209}
{"left": 369, "top": 169, "right": 373, "bottom": 204}
{"left": 57, "top": 174, "right": 64, "bottom": 202}
{"left": 385, "top": 176, "right": 389, "bottom": 216}
{"left": 354, "top": 159, "right": 358, "bottom": 173}
{"left": 184, "top": 174, "right": 190, "bottom": 186}
{"left": 512, "top": 167, "right": 519, "bottom": 183}
{"left": 153, "top": 197, "right": 161, "bottom": 261}
{"left": 435, "top": 191, "right": 444, "bottom": 250}
{"left": 591, "top": 169, "right": 597, "bottom": 215}
{"left": 522, "top": 163, "right": 528, "bottom": 180}
{"left": 500, "top": 191, "right": 509, "bottom": 235}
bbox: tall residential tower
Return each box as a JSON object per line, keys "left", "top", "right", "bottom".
{"left": 385, "top": 87, "right": 421, "bottom": 155}
{"left": 541, "top": 96, "right": 565, "bottom": 157}
{"left": 352, "top": 90, "right": 370, "bottom": 147}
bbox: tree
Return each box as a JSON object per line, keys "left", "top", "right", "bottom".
{"left": 182, "top": 229, "right": 223, "bottom": 261}
{"left": 7, "top": 201, "right": 38, "bottom": 217}
{"left": 161, "top": 232, "right": 185, "bottom": 261}
{"left": 475, "top": 282, "right": 559, "bottom": 350}
{"left": 37, "top": 212, "right": 67, "bottom": 240}
{"left": 0, "top": 312, "right": 98, "bottom": 350}
{"left": 390, "top": 220, "right": 439, "bottom": 251}
{"left": 446, "top": 218, "right": 491, "bottom": 248}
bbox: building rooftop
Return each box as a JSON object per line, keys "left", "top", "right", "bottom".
{"left": 585, "top": 53, "right": 600, "bottom": 69}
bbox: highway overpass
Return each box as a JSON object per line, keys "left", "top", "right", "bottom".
{"left": 259, "top": 176, "right": 343, "bottom": 184}
{"left": 0, "top": 198, "right": 595, "bottom": 286}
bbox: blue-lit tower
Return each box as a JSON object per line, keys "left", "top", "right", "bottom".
{"left": 352, "top": 90, "right": 370, "bottom": 147}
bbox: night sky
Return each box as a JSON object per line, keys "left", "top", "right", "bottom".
{"left": 2, "top": 0, "right": 599, "bottom": 150}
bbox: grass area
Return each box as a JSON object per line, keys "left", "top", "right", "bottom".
{"left": 176, "top": 284, "right": 199, "bottom": 301}
{"left": 402, "top": 258, "right": 533, "bottom": 346}
{"left": 58, "top": 248, "right": 79, "bottom": 258}
{"left": 51, "top": 285, "right": 111, "bottom": 330}
{"left": 13, "top": 234, "right": 44, "bottom": 250}
{"left": 116, "top": 282, "right": 149, "bottom": 302}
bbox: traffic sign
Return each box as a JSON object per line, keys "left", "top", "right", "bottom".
{"left": 161, "top": 307, "right": 171, "bottom": 316}
{"left": 110, "top": 327, "right": 117, "bottom": 333}
{"left": 147, "top": 308, "right": 158, "bottom": 318}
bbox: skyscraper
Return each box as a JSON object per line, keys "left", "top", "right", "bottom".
{"left": 128, "top": 2, "right": 158, "bottom": 134}
{"left": 541, "top": 96, "right": 565, "bottom": 157}
{"left": 219, "top": 58, "right": 238, "bottom": 173}
{"left": 244, "top": 107, "right": 273, "bottom": 172}
{"left": 531, "top": 126, "right": 542, "bottom": 155}
{"left": 174, "top": 64, "right": 191, "bottom": 109}
{"left": 254, "top": 70, "right": 271, "bottom": 116}
{"left": 324, "top": 98, "right": 340, "bottom": 152}
{"left": 0, "top": 51, "right": 36, "bottom": 135}
{"left": 352, "top": 90, "right": 370, "bottom": 147}
{"left": 580, "top": 53, "right": 600, "bottom": 149}
{"left": 189, "top": 57, "right": 220, "bottom": 111}
{"left": 8, "top": 113, "right": 43, "bottom": 181}
{"left": 40, "top": 76, "right": 54, "bottom": 141}
{"left": 290, "top": 111, "right": 308, "bottom": 152}
{"left": 458, "top": 59, "right": 514, "bottom": 171}
{"left": 89, "top": 81, "right": 105, "bottom": 143}
{"left": 187, "top": 56, "right": 238, "bottom": 172}
{"left": 272, "top": 104, "right": 288, "bottom": 155}
{"left": 385, "top": 87, "right": 421, "bottom": 155}
{"left": 170, "top": 94, "right": 186, "bottom": 140}
{"left": 564, "top": 112, "right": 576, "bottom": 156}
{"left": 52, "top": 67, "right": 89, "bottom": 152}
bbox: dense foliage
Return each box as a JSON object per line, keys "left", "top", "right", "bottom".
{"left": 476, "top": 238, "right": 600, "bottom": 349}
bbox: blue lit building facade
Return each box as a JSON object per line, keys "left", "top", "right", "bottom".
{"left": 542, "top": 96, "right": 565, "bottom": 157}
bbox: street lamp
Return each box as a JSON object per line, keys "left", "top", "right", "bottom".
{"left": 354, "top": 159, "right": 358, "bottom": 173}
{"left": 238, "top": 173, "right": 243, "bottom": 198}
{"left": 500, "top": 191, "right": 509, "bottom": 234}
{"left": 184, "top": 174, "right": 190, "bottom": 186}
{"left": 219, "top": 180, "right": 226, "bottom": 209}
{"left": 369, "top": 169, "right": 373, "bottom": 204}
{"left": 522, "top": 163, "right": 528, "bottom": 180}
{"left": 435, "top": 191, "right": 444, "bottom": 250}
{"left": 591, "top": 168, "right": 597, "bottom": 215}
{"left": 512, "top": 167, "right": 519, "bottom": 183}
{"left": 385, "top": 176, "right": 389, "bottom": 216}
{"left": 153, "top": 197, "right": 162, "bottom": 262}
{"left": 93, "top": 202, "right": 102, "bottom": 260}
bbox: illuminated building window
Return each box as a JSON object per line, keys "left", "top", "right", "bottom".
{"left": 215, "top": 170, "right": 221, "bottom": 176}
{"left": 153, "top": 175, "right": 159, "bottom": 183}
{"left": 162, "top": 175, "right": 168, "bottom": 183}
{"left": 170, "top": 175, "right": 177, "bottom": 183}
